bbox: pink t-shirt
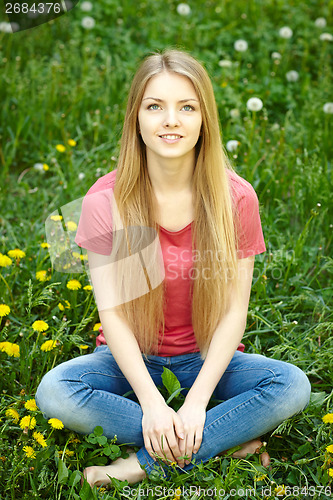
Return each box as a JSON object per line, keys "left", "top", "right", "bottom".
{"left": 75, "top": 169, "right": 266, "bottom": 356}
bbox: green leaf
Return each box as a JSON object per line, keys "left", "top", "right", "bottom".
{"left": 69, "top": 469, "right": 82, "bottom": 487}
{"left": 79, "top": 480, "right": 93, "bottom": 500}
{"left": 161, "top": 367, "right": 181, "bottom": 396}
{"left": 58, "top": 459, "right": 69, "bottom": 484}
{"left": 93, "top": 425, "right": 104, "bottom": 436}
{"left": 96, "top": 435, "right": 107, "bottom": 446}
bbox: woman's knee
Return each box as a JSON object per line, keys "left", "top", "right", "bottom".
{"left": 35, "top": 364, "right": 74, "bottom": 420}
{"left": 277, "top": 361, "right": 311, "bottom": 415}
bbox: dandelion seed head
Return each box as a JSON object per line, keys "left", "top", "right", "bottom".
{"left": 230, "top": 108, "right": 240, "bottom": 119}
{"left": 234, "top": 39, "right": 248, "bottom": 52}
{"left": 80, "top": 1, "right": 92, "bottom": 12}
{"left": 246, "top": 97, "right": 263, "bottom": 112}
{"left": 226, "top": 140, "right": 239, "bottom": 152}
{"left": 323, "top": 102, "right": 333, "bottom": 114}
{"left": 176, "top": 3, "right": 191, "bottom": 15}
{"left": 319, "top": 33, "right": 333, "bottom": 41}
{"left": 279, "top": 26, "right": 293, "bottom": 38}
{"left": 271, "top": 52, "right": 282, "bottom": 59}
{"left": 286, "top": 70, "right": 299, "bottom": 82}
{"left": 81, "top": 16, "right": 95, "bottom": 29}
{"left": 218, "top": 59, "right": 233, "bottom": 67}
{"left": 315, "top": 17, "right": 327, "bottom": 28}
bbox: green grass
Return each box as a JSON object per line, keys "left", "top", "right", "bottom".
{"left": 0, "top": 0, "right": 333, "bottom": 498}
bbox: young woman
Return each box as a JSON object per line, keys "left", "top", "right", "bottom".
{"left": 36, "top": 49, "right": 311, "bottom": 488}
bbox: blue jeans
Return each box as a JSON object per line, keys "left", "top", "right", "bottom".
{"left": 35, "top": 346, "right": 311, "bottom": 475}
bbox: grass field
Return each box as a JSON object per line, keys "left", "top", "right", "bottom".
{"left": 0, "top": 0, "right": 333, "bottom": 498}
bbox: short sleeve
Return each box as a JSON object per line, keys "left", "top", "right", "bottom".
{"left": 229, "top": 172, "right": 266, "bottom": 259}
{"left": 74, "top": 187, "right": 114, "bottom": 256}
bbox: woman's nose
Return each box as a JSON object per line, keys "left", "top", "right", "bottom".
{"left": 163, "top": 109, "right": 180, "bottom": 127}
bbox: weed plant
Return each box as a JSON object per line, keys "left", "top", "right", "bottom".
{"left": 0, "top": 0, "right": 332, "bottom": 498}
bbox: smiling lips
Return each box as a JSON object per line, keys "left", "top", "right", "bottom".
{"left": 159, "top": 134, "right": 183, "bottom": 141}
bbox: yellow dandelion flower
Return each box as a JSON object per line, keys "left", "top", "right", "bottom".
{"left": 255, "top": 474, "right": 267, "bottom": 481}
{"left": 326, "top": 444, "right": 333, "bottom": 453}
{"left": 0, "top": 304, "right": 10, "bottom": 317}
{"left": 79, "top": 345, "right": 89, "bottom": 349}
{"left": 0, "top": 253, "right": 12, "bottom": 267}
{"left": 32, "top": 320, "right": 49, "bottom": 333}
{"left": 80, "top": 253, "right": 88, "bottom": 261}
{"left": 68, "top": 139, "right": 77, "bottom": 147}
{"left": 56, "top": 144, "right": 66, "bottom": 153}
{"left": 33, "top": 431, "right": 47, "bottom": 448}
{"left": 25, "top": 399, "right": 38, "bottom": 412}
{"left": 173, "top": 487, "right": 181, "bottom": 500}
{"left": 19, "top": 415, "right": 37, "bottom": 430}
{"left": 329, "top": 468, "right": 333, "bottom": 477}
{"left": 50, "top": 215, "right": 63, "bottom": 222}
{"left": 66, "top": 221, "right": 77, "bottom": 232}
{"left": 72, "top": 251, "right": 81, "bottom": 259}
{"left": 7, "top": 249, "right": 26, "bottom": 259}
{"left": 66, "top": 279, "right": 81, "bottom": 290}
{"left": 41, "top": 340, "right": 57, "bottom": 352}
{"left": 23, "top": 446, "right": 36, "bottom": 459}
{"left": 65, "top": 449, "right": 74, "bottom": 456}
{"left": 4, "top": 343, "right": 20, "bottom": 358}
{"left": 83, "top": 285, "right": 92, "bottom": 291}
{"left": 274, "top": 485, "right": 286, "bottom": 496}
{"left": 58, "top": 300, "right": 70, "bottom": 311}
{"left": 43, "top": 163, "right": 49, "bottom": 171}
{"left": 93, "top": 322, "right": 101, "bottom": 331}
{"left": 323, "top": 413, "right": 333, "bottom": 424}
{"left": 40, "top": 242, "right": 50, "bottom": 249}
{"left": 48, "top": 417, "right": 64, "bottom": 429}
{"left": 5, "top": 408, "right": 20, "bottom": 423}
{"left": 35, "top": 270, "right": 49, "bottom": 282}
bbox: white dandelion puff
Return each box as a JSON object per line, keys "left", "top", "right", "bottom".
{"left": 230, "top": 108, "right": 240, "bottom": 119}
{"left": 319, "top": 33, "right": 333, "bottom": 41}
{"left": 226, "top": 140, "right": 239, "bottom": 152}
{"left": 323, "top": 102, "right": 333, "bottom": 114}
{"left": 279, "top": 26, "right": 293, "bottom": 39}
{"left": 234, "top": 39, "right": 248, "bottom": 52}
{"left": 314, "top": 17, "right": 327, "bottom": 28}
{"left": 218, "top": 60, "right": 233, "bottom": 68}
{"left": 246, "top": 97, "right": 263, "bottom": 112}
{"left": 81, "top": 16, "right": 95, "bottom": 29}
{"left": 271, "top": 52, "right": 282, "bottom": 59}
{"left": 286, "top": 70, "right": 299, "bottom": 82}
{"left": 80, "top": 1, "right": 93, "bottom": 12}
{"left": 176, "top": 3, "right": 191, "bottom": 15}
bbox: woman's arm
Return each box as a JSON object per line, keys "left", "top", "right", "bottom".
{"left": 87, "top": 250, "right": 185, "bottom": 464}
{"left": 176, "top": 255, "right": 255, "bottom": 465}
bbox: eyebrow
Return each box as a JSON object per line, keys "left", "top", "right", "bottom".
{"left": 142, "top": 97, "right": 199, "bottom": 103}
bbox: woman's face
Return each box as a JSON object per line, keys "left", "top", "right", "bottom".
{"left": 138, "top": 71, "right": 202, "bottom": 164}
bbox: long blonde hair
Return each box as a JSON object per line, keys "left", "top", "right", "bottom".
{"left": 113, "top": 49, "right": 238, "bottom": 357}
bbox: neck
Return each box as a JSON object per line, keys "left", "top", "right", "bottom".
{"left": 146, "top": 152, "right": 195, "bottom": 198}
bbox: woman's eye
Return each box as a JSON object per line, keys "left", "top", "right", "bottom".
{"left": 182, "top": 104, "right": 195, "bottom": 111}
{"left": 147, "top": 104, "right": 161, "bottom": 110}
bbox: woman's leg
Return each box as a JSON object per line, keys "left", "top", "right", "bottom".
{"left": 35, "top": 345, "right": 145, "bottom": 445}
{"left": 135, "top": 351, "right": 311, "bottom": 474}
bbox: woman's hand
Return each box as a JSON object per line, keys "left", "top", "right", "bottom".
{"left": 142, "top": 402, "right": 185, "bottom": 465}
{"left": 176, "top": 402, "right": 206, "bottom": 467}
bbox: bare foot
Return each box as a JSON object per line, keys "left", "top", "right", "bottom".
{"left": 83, "top": 451, "right": 147, "bottom": 488}
{"left": 222, "top": 439, "right": 271, "bottom": 468}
